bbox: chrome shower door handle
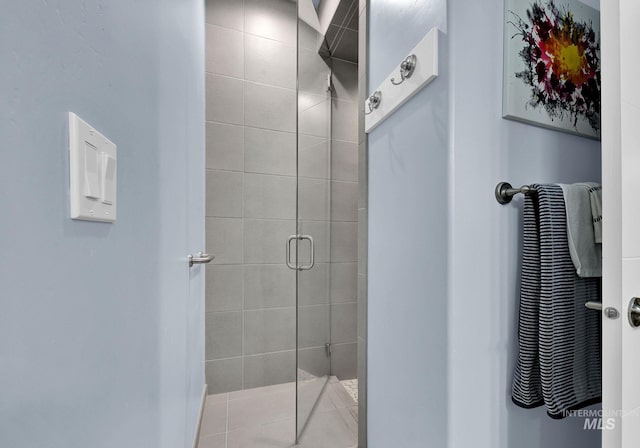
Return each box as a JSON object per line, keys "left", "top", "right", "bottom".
{"left": 286, "top": 235, "right": 298, "bottom": 270}
{"left": 298, "top": 235, "right": 315, "bottom": 271}
{"left": 189, "top": 252, "right": 214, "bottom": 267}
{"left": 285, "top": 235, "right": 315, "bottom": 271}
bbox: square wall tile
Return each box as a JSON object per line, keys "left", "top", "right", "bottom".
{"left": 206, "top": 122, "right": 244, "bottom": 172}
{"left": 244, "top": 82, "right": 296, "bottom": 133}
{"left": 206, "top": 358, "right": 243, "bottom": 394}
{"left": 331, "top": 140, "right": 358, "bottom": 182}
{"left": 244, "top": 219, "right": 296, "bottom": 264}
{"left": 332, "top": 99, "right": 358, "bottom": 143}
{"left": 299, "top": 134, "right": 329, "bottom": 180}
{"left": 331, "top": 181, "right": 358, "bottom": 222}
{"left": 299, "top": 20, "right": 321, "bottom": 52}
{"left": 331, "top": 302, "right": 357, "bottom": 344}
{"left": 331, "top": 343, "right": 357, "bottom": 380}
{"left": 331, "top": 222, "right": 357, "bottom": 262}
{"left": 206, "top": 0, "right": 244, "bottom": 31}
{"left": 244, "top": 264, "right": 295, "bottom": 309}
{"left": 298, "top": 305, "right": 330, "bottom": 349}
{"left": 244, "top": 308, "right": 296, "bottom": 355}
{"left": 330, "top": 262, "right": 357, "bottom": 303}
{"left": 206, "top": 170, "right": 243, "bottom": 218}
{"left": 298, "top": 262, "right": 330, "bottom": 306}
{"left": 299, "top": 47, "right": 332, "bottom": 95}
{"left": 331, "top": 58, "right": 358, "bottom": 102}
{"left": 244, "top": 0, "right": 296, "bottom": 45}
{"left": 300, "top": 221, "right": 330, "bottom": 263}
{"left": 299, "top": 92, "right": 330, "bottom": 138}
{"left": 298, "top": 178, "right": 329, "bottom": 221}
{"left": 206, "top": 217, "right": 243, "bottom": 265}
{"left": 206, "top": 265, "right": 243, "bottom": 312}
{"left": 207, "top": 74, "right": 244, "bottom": 125}
{"left": 245, "top": 34, "right": 296, "bottom": 89}
{"left": 244, "top": 174, "right": 296, "bottom": 220}
{"left": 206, "top": 311, "right": 243, "bottom": 360}
{"left": 245, "top": 128, "right": 296, "bottom": 176}
{"left": 243, "top": 351, "right": 296, "bottom": 389}
{"left": 206, "top": 24, "right": 244, "bottom": 78}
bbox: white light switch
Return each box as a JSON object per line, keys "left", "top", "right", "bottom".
{"left": 101, "top": 152, "right": 116, "bottom": 205}
{"left": 69, "top": 112, "right": 117, "bottom": 222}
{"left": 84, "top": 143, "right": 100, "bottom": 199}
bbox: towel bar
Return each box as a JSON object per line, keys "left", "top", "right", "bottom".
{"left": 495, "top": 182, "right": 534, "bottom": 204}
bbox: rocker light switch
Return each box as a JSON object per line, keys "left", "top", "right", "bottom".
{"left": 69, "top": 112, "right": 117, "bottom": 222}
{"left": 84, "top": 143, "right": 100, "bottom": 199}
{"left": 101, "top": 152, "right": 116, "bottom": 205}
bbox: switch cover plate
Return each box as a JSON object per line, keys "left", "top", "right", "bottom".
{"left": 69, "top": 112, "right": 117, "bottom": 222}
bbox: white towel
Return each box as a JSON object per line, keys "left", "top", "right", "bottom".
{"left": 559, "top": 183, "right": 601, "bottom": 278}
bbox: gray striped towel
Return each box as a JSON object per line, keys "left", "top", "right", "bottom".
{"left": 512, "top": 184, "right": 601, "bottom": 418}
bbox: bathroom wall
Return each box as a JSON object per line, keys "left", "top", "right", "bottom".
{"left": 205, "top": 0, "right": 359, "bottom": 393}
{"left": 0, "top": 2, "right": 205, "bottom": 448}
{"left": 447, "top": 1, "right": 601, "bottom": 447}
{"left": 367, "top": 0, "right": 601, "bottom": 447}
{"left": 367, "top": 1, "right": 450, "bottom": 447}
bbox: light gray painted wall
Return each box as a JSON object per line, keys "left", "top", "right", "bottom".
{"left": 367, "top": 0, "right": 601, "bottom": 447}
{"left": 367, "top": 1, "right": 449, "bottom": 447}
{"left": 0, "top": 1, "right": 205, "bottom": 448}
{"left": 447, "top": 1, "right": 601, "bottom": 447}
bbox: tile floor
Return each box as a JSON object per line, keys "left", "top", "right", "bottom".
{"left": 198, "top": 377, "right": 358, "bottom": 448}
{"left": 340, "top": 379, "right": 358, "bottom": 404}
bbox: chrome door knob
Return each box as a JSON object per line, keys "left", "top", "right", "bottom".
{"left": 629, "top": 297, "right": 640, "bottom": 328}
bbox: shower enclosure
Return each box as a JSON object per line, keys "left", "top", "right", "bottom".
{"left": 295, "top": 3, "right": 333, "bottom": 437}
{"left": 204, "top": 0, "right": 359, "bottom": 443}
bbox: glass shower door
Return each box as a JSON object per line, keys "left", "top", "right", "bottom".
{"left": 295, "top": 0, "right": 333, "bottom": 439}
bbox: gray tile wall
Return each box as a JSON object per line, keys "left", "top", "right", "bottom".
{"left": 205, "top": 0, "right": 300, "bottom": 394}
{"left": 357, "top": 1, "right": 368, "bottom": 446}
{"left": 329, "top": 57, "right": 359, "bottom": 381}
{"left": 205, "top": 0, "right": 361, "bottom": 396}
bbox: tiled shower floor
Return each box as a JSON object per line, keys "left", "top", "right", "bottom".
{"left": 340, "top": 379, "right": 358, "bottom": 404}
{"left": 198, "top": 377, "right": 357, "bottom": 448}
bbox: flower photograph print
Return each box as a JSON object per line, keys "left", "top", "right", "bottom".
{"left": 503, "top": 0, "right": 601, "bottom": 139}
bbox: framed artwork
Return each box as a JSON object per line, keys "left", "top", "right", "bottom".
{"left": 503, "top": 0, "right": 601, "bottom": 140}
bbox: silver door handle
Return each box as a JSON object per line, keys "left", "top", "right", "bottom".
{"left": 585, "top": 301, "right": 603, "bottom": 311}
{"left": 286, "top": 235, "right": 297, "bottom": 270}
{"left": 585, "top": 301, "right": 620, "bottom": 319}
{"left": 298, "top": 235, "right": 315, "bottom": 271}
{"left": 286, "top": 235, "right": 315, "bottom": 271}
{"left": 188, "top": 252, "right": 214, "bottom": 267}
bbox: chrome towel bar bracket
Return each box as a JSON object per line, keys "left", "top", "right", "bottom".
{"left": 495, "top": 182, "right": 534, "bottom": 204}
